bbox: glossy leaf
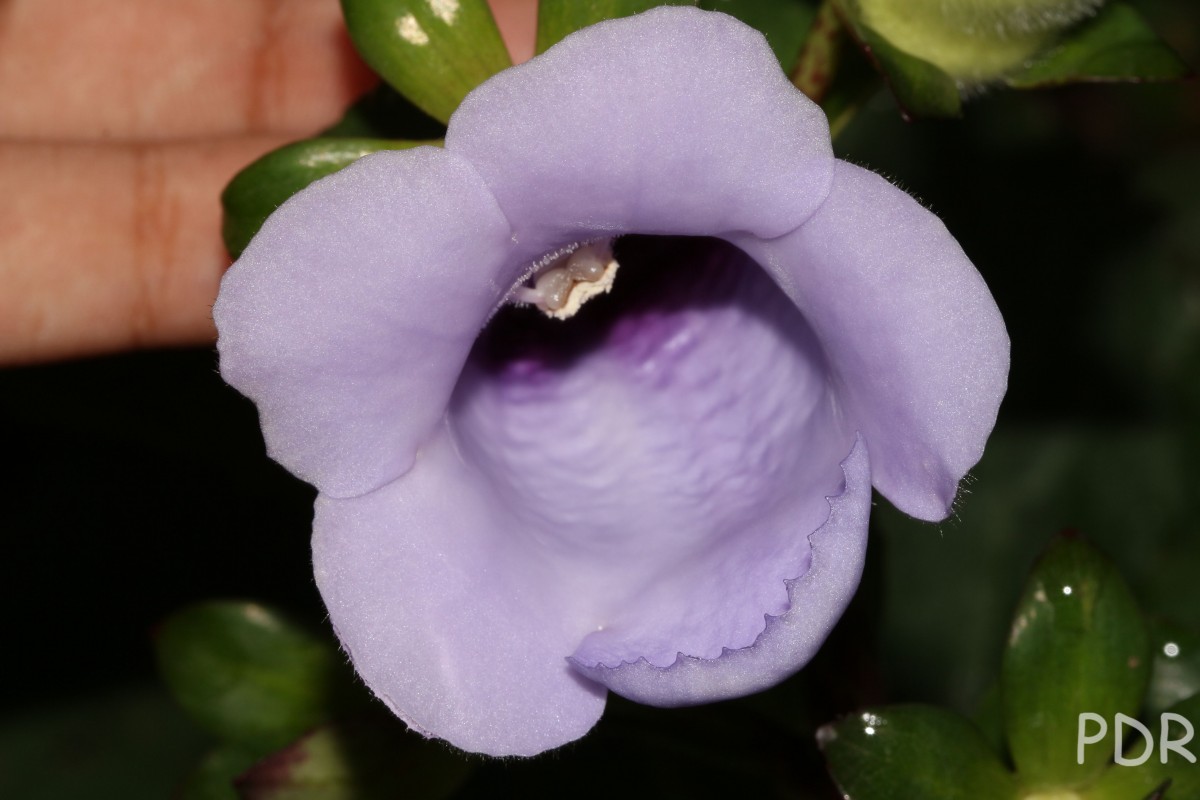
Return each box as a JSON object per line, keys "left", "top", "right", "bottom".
{"left": 819, "top": 704, "right": 1020, "bottom": 800}
{"left": 536, "top": 0, "right": 697, "bottom": 54}
{"left": 1007, "top": 2, "right": 1191, "bottom": 88}
{"left": 1002, "top": 536, "right": 1151, "bottom": 789}
{"left": 341, "top": 0, "right": 511, "bottom": 123}
{"left": 235, "top": 719, "right": 472, "bottom": 800}
{"left": 1146, "top": 621, "right": 1200, "bottom": 719}
{"left": 222, "top": 138, "right": 431, "bottom": 258}
{"left": 156, "top": 601, "right": 357, "bottom": 751}
{"left": 837, "top": 8, "right": 961, "bottom": 120}
{"left": 1082, "top": 694, "right": 1200, "bottom": 800}
{"left": 698, "top": 0, "right": 815, "bottom": 69}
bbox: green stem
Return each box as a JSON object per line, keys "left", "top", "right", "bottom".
{"left": 790, "top": 0, "right": 883, "bottom": 142}
{"left": 789, "top": 0, "right": 843, "bottom": 104}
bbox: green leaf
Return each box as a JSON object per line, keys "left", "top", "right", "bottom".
{"left": 1007, "top": 2, "right": 1191, "bottom": 88}
{"left": 221, "top": 137, "right": 431, "bottom": 258}
{"left": 838, "top": 10, "right": 962, "bottom": 119}
{"left": 818, "top": 704, "right": 1020, "bottom": 800}
{"left": 536, "top": 0, "right": 697, "bottom": 54}
{"left": 156, "top": 601, "right": 358, "bottom": 752}
{"left": 235, "top": 719, "right": 472, "bottom": 800}
{"left": 698, "top": 0, "right": 815, "bottom": 69}
{"left": 341, "top": 0, "right": 511, "bottom": 123}
{"left": 1002, "top": 536, "right": 1151, "bottom": 790}
{"left": 1146, "top": 621, "right": 1200, "bottom": 719}
{"left": 1082, "top": 694, "right": 1200, "bottom": 800}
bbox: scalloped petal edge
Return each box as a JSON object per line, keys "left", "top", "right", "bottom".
{"left": 568, "top": 434, "right": 870, "bottom": 707}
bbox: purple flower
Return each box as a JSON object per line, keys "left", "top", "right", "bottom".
{"left": 214, "top": 7, "right": 1008, "bottom": 757}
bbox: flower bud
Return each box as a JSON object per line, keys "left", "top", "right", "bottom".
{"left": 852, "top": 0, "right": 1103, "bottom": 83}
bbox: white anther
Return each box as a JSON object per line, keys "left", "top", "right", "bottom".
{"left": 517, "top": 239, "right": 620, "bottom": 320}
{"left": 565, "top": 243, "right": 611, "bottom": 282}
{"left": 534, "top": 268, "right": 574, "bottom": 311}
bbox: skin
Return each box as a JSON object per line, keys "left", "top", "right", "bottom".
{"left": 0, "top": 0, "right": 537, "bottom": 365}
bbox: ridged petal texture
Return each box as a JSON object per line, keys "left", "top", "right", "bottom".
{"left": 571, "top": 434, "right": 870, "bottom": 706}
{"left": 215, "top": 6, "right": 1008, "bottom": 757}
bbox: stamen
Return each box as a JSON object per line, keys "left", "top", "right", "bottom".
{"left": 565, "top": 249, "right": 607, "bottom": 282}
{"left": 513, "top": 240, "right": 620, "bottom": 320}
{"left": 535, "top": 268, "right": 574, "bottom": 311}
{"left": 510, "top": 286, "right": 544, "bottom": 305}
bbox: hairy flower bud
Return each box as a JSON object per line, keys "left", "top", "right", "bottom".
{"left": 852, "top": 0, "right": 1104, "bottom": 82}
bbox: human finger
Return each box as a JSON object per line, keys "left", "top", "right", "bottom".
{"left": 490, "top": 0, "right": 537, "bottom": 64}
{"left": 0, "top": 137, "right": 289, "bottom": 364}
{"left": 0, "top": 0, "right": 375, "bottom": 141}
{"left": 0, "top": 0, "right": 539, "bottom": 365}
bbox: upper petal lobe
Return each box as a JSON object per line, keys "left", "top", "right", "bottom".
{"left": 446, "top": 6, "right": 835, "bottom": 260}
{"left": 215, "top": 147, "right": 514, "bottom": 498}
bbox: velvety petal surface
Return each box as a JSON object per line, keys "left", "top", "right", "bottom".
{"left": 312, "top": 425, "right": 607, "bottom": 757}
{"left": 214, "top": 148, "right": 514, "bottom": 497}
{"left": 735, "top": 161, "right": 1009, "bottom": 521}
{"left": 445, "top": 6, "right": 835, "bottom": 263}
{"left": 571, "top": 435, "right": 870, "bottom": 706}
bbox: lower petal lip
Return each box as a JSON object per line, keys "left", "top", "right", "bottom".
{"left": 570, "top": 433, "right": 871, "bottom": 708}
{"left": 314, "top": 235, "right": 865, "bottom": 754}
{"left": 314, "top": 426, "right": 609, "bottom": 758}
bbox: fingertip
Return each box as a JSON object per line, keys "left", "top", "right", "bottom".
{"left": 488, "top": 0, "right": 537, "bottom": 64}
